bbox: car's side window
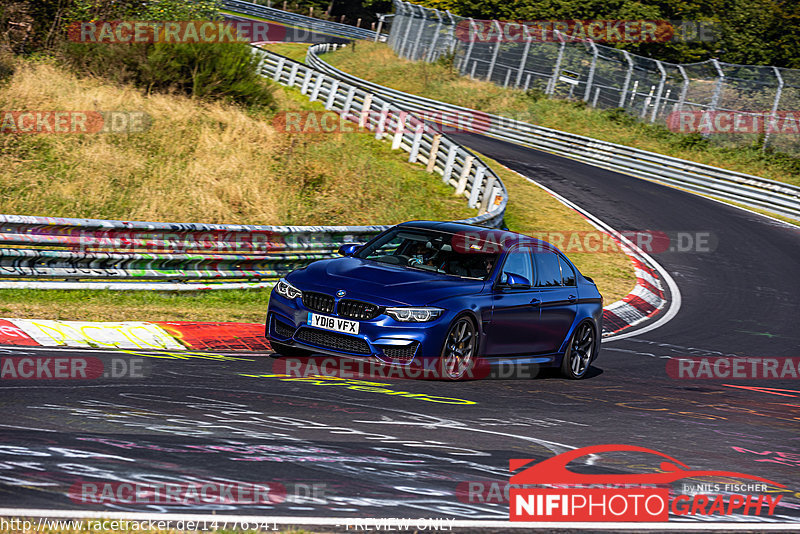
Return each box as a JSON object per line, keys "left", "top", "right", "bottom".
{"left": 559, "top": 255, "right": 577, "bottom": 286}
{"left": 500, "top": 249, "right": 534, "bottom": 286}
{"left": 534, "top": 252, "right": 562, "bottom": 287}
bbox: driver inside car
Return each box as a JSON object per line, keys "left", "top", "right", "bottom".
{"left": 408, "top": 241, "right": 436, "bottom": 266}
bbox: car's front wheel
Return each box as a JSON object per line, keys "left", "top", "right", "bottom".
{"left": 560, "top": 321, "right": 595, "bottom": 379}
{"left": 438, "top": 316, "right": 477, "bottom": 380}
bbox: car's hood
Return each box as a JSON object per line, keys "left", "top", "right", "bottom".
{"left": 287, "top": 257, "right": 485, "bottom": 306}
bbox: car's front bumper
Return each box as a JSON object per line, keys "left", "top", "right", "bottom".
{"left": 266, "top": 291, "right": 453, "bottom": 364}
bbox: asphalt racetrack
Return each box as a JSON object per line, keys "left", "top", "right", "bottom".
{"left": 2, "top": 24, "right": 800, "bottom": 527}
{"left": 1, "top": 137, "right": 799, "bottom": 522}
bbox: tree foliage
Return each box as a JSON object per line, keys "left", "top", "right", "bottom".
{"left": 415, "top": 0, "right": 800, "bottom": 67}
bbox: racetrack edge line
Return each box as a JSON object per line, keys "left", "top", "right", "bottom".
{"left": 508, "top": 169, "right": 682, "bottom": 343}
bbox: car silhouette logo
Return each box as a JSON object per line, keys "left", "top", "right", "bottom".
{"left": 510, "top": 444, "right": 785, "bottom": 487}
{"left": 336, "top": 289, "right": 346, "bottom": 298}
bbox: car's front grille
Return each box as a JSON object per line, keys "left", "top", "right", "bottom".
{"left": 272, "top": 317, "right": 296, "bottom": 338}
{"left": 338, "top": 299, "right": 382, "bottom": 320}
{"left": 296, "top": 327, "right": 371, "bottom": 355}
{"left": 380, "top": 342, "right": 419, "bottom": 363}
{"left": 302, "top": 291, "right": 335, "bottom": 314}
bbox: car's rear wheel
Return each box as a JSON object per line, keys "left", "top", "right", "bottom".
{"left": 438, "top": 316, "right": 477, "bottom": 380}
{"left": 560, "top": 321, "right": 595, "bottom": 379}
{"left": 269, "top": 341, "right": 311, "bottom": 358}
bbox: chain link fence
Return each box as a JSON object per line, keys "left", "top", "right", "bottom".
{"left": 388, "top": 0, "right": 800, "bottom": 156}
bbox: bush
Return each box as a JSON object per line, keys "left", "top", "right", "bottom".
{"left": 602, "top": 107, "right": 639, "bottom": 127}
{"left": 60, "top": 41, "right": 276, "bottom": 110}
{"left": 670, "top": 132, "right": 709, "bottom": 150}
{"left": 0, "top": 48, "right": 15, "bottom": 83}
{"left": 145, "top": 42, "right": 275, "bottom": 109}
{"left": 524, "top": 86, "right": 547, "bottom": 102}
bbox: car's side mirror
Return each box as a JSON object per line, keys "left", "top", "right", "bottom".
{"left": 504, "top": 272, "right": 531, "bottom": 288}
{"left": 338, "top": 243, "right": 361, "bottom": 256}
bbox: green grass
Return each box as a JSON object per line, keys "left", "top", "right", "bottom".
{"left": 0, "top": 289, "right": 271, "bottom": 323}
{"left": 263, "top": 42, "right": 310, "bottom": 62}
{"left": 322, "top": 42, "right": 800, "bottom": 188}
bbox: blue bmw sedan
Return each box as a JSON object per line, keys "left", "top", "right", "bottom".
{"left": 266, "top": 221, "right": 603, "bottom": 380}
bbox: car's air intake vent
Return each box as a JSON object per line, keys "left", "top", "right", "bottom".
{"left": 338, "top": 299, "right": 382, "bottom": 320}
{"left": 302, "top": 291, "right": 335, "bottom": 314}
{"left": 272, "top": 317, "right": 296, "bottom": 338}
{"left": 296, "top": 328, "right": 371, "bottom": 355}
{"left": 380, "top": 342, "right": 419, "bottom": 363}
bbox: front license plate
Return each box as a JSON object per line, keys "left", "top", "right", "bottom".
{"left": 307, "top": 313, "right": 360, "bottom": 334}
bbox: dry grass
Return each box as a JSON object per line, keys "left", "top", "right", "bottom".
{"left": 0, "top": 58, "right": 471, "bottom": 225}
{"left": 324, "top": 42, "right": 800, "bottom": 187}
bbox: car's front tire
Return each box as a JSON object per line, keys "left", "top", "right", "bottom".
{"left": 437, "top": 315, "right": 478, "bottom": 380}
{"left": 560, "top": 321, "right": 595, "bottom": 379}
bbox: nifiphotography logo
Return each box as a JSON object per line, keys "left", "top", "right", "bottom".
{"left": 509, "top": 444, "right": 785, "bottom": 522}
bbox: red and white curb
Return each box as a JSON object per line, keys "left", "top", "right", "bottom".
{"left": 0, "top": 319, "right": 271, "bottom": 352}
{"left": 511, "top": 170, "right": 678, "bottom": 339}
{"left": 602, "top": 257, "right": 667, "bottom": 335}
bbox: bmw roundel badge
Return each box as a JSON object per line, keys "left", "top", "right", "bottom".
{"left": 336, "top": 289, "right": 347, "bottom": 298}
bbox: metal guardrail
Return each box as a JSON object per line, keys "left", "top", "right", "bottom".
{"left": 306, "top": 43, "right": 800, "bottom": 221}
{"left": 254, "top": 47, "right": 507, "bottom": 225}
{"left": 0, "top": 215, "right": 385, "bottom": 284}
{"left": 0, "top": 47, "right": 507, "bottom": 288}
{"left": 389, "top": 0, "right": 800, "bottom": 157}
{"left": 222, "top": 0, "right": 384, "bottom": 42}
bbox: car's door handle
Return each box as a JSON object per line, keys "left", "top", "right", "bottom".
{"left": 568, "top": 294, "right": 578, "bottom": 303}
{"left": 529, "top": 298, "right": 541, "bottom": 307}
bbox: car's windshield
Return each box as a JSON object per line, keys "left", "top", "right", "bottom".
{"left": 355, "top": 227, "right": 499, "bottom": 280}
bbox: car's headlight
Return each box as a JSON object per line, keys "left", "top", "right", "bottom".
{"left": 385, "top": 307, "right": 443, "bottom": 322}
{"left": 275, "top": 278, "right": 302, "bottom": 299}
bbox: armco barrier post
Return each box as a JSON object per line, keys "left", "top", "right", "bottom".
{"left": 375, "top": 102, "right": 390, "bottom": 139}
{"left": 468, "top": 167, "right": 485, "bottom": 208}
{"left": 427, "top": 134, "right": 442, "bottom": 172}
{"left": 391, "top": 111, "right": 407, "bottom": 149}
{"left": 359, "top": 93, "right": 373, "bottom": 128}
{"left": 455, "top": 156, "right": 474, "bottom": 195}
{"left": 325, "top": 79, "right": 339, "bottom": 109}
{"left": 443, "top": 145, "right": 458, "bottom": 183}
{"left": 408, "top": 123, "right": 424, "bottom": 162}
